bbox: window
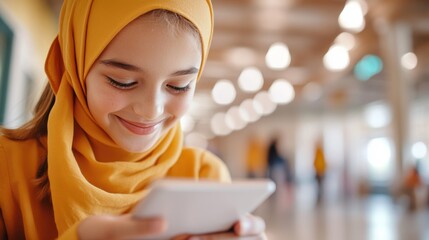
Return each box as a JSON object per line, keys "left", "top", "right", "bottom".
{"left": 0, "top": 15, "right": 14, "bottom": 124}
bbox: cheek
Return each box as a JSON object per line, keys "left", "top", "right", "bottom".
{"left": 87, "top": 88, "right": 127, "bottom": 119}
{"left": 166, "top": 94, "right": 193, "bottom": 117}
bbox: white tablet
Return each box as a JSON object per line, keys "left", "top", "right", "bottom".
{"left": 132, "top": 178, "right": 276, "bottom": 239}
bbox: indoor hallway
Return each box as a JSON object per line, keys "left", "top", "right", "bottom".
{"left": 255, "top": 183, "right": 429, "bottom": 240}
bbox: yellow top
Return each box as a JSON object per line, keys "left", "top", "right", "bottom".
{"left": 246, "top": 138, "right": 267, "bottom": 175}
{"left": 0, "top": 136, "right": 230, "bottom": 239}
{"left": 313, "top": 144, "right": 327, "bottom": 175}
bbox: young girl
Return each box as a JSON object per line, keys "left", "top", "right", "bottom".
{"left": 0, "top": 0, "right": 266, "bottom": 239}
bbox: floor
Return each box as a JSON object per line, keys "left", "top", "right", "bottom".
{"left": 254, "top": 182, "right": 429, "bottom": 240}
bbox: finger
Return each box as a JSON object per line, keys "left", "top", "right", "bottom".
{"left": 233, "top": 215, "right": 266, "bottom": 236}
{"left": 78, "top": 214, "right": 167, "bottom": 240}
{"left": 112, "top": 214, "right": 167, "bottom": 238}
{"left": 188, "top": 232, "right": 267, "bottom": 240}
{"left": 171, "top": 233, "right": 192, "bottom": 240}
{"left": 188, "top": 232, "right": 237, "bottom": 240}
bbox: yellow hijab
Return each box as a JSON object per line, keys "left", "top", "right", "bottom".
{"left": 45, "top": 0, "right": 213, "bottom": 234}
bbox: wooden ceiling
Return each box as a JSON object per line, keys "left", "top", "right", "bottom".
{"left": 203, "top": 0, "right": 429, "bottom": 115}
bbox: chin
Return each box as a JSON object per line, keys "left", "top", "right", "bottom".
{"left": 120, "top": 145, "right": 151, "bottom": 153}
{"left": 119, "top": 135, "right": 161, "bottom": 153}
{"left": 120, "top": 141, "right": 155, "bottom": 153}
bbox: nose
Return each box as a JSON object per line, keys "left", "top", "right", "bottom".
{"left": 132, "top": 89, "right": 165, "bottom": 120}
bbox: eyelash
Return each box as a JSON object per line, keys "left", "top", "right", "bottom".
{"left": 107, "top": 77, "right": 136, "bottom": 89}
{"left": 167, "top": 84, "right": 191, "bottom": 93}
{"left": 106, "top": 76, "right": 191, "bottom": 93}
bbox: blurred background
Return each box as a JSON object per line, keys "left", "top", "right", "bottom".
{"left": 1, "top": 0, "right": 429, "bottom": 239}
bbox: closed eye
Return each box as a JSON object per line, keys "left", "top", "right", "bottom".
{"left": 106, "top": 77, "right": 137, "bottom": 89}
{"left": 167, "top": 84, "right": 191, "bottom": 93}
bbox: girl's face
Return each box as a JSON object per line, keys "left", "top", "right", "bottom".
{"left": 86, "top": 13, "right": 201, "bottom": 152}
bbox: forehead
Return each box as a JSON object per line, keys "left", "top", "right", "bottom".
{"left": 125, "top": 11, "right": 201, "bottom": 49}
{"left": 102, "top": 12, "right": 201, "bottom": 54}
{"left": 143, "top": 10, "right": 200, "bottom": 37}
{"left": 94, "top": 11, "right": 202, "bottom": 76}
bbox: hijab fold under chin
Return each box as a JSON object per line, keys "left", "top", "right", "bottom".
{"left": 45, "top": 0, "right": 213, "bottom": 234}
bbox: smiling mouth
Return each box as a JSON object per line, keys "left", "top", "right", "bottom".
{"left": 117, "top": 117, "right": 162, "bottom": 135}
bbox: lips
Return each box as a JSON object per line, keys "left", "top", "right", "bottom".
{"left": 117, "top": 117, "right": 161, "bottom": 135}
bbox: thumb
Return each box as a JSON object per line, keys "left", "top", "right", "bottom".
{"left": 78, "top": 214, "right": 167, "bottom": 240}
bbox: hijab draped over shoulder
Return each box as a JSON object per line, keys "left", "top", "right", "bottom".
{"left": 44, "top": 0, "right": 213, "bottom": 234}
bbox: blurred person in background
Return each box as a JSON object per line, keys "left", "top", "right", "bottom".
{"left": 402, "top": 163, "right": 422, "bottom": 211}
{"left": 266, "top": 136, "right": 293, "bottom": 187}
{"left": 0, "top": 0, "right": 267, "bottom": 239}
{"left": 245, "top": 136, "right": 267, "bottom": 178}
{"left": 313, "top": 139, "right": 328, "bottom": 204}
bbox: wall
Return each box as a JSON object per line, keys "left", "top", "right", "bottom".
{"left": 0, "top": 0, "right": 57, "bottom": 127}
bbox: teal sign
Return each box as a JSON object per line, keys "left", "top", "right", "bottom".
{"left": 354, "top": 54, "right": 383, "bottom": 81}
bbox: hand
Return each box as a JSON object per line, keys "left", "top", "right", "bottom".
{"left": 233, "top": 214, "right": 266, "bottom": 237}
{"left": 78, "top": 214, "right": 166, "bottom": 240}
{"left": 173, "top": 214, "right": 267, "bottom": 240}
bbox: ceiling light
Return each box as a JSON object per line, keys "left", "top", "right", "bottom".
{"left": 211, "top": 79, "right": 236, "bottom": 105}
{"left": 225, "top": 106, "right": 247, "bottom": 130}
{"left": 323, "top": 44, "right": 350, "bottom": 71}
{"left": 253, "top": 91, "right": 277, "bottom": 115}
{"left": 239, "top": 99, "right": 261, "bottom": 122}
{"left": 335, "top": 32, "right": 356, "bottom": 50}
{"left": 265, "top": 42, "right": 291, "bottom": 70}
{"left": 238, "top": 67, "right": 264, "bottom": 93}
{"left": 356, "top": 0, "right": 368, "bottom": 15}
{"left": 269, "top": 79, "right": 295, "bottom": 104}
{"left": 210, "top": 112, "right": 232, "bottom": 136}
{"left": 401, "top": 52, "right": 418, "bottom": 70}
{"left": 339, "top": 0, "right": 366, "bottom": 33}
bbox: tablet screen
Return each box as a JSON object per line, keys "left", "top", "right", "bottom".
{"left": 132, "top": 178, "right": 275, "bottom": 239}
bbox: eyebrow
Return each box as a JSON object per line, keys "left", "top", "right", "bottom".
{"left": 100, "top": 59, "right": 199, "bottom": 76}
